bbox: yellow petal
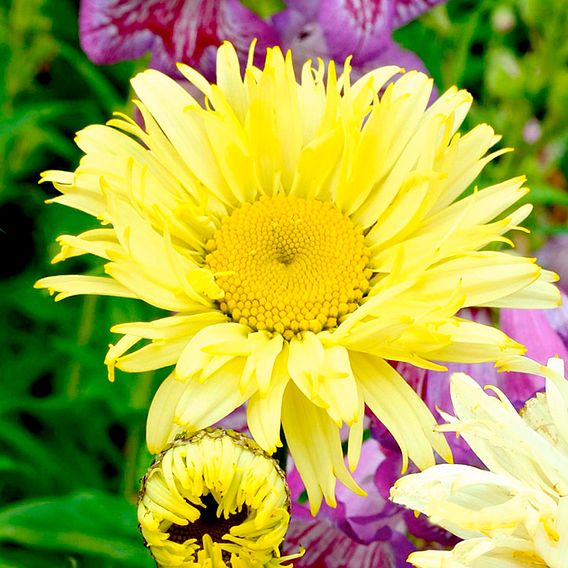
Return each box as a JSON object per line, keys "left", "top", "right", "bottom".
{"left": 34, "top": 275, "right": 137, "bottom": 301}
{"left": 146, "top": 374, "right": 185, "bottom": 453}
{"left": 247, "top": 348, "right": 290, "bottom": 454}
{"left": 351, "top": 352, "right": 451, "bottom": 471}
{"left": 174, "top": 359, "right": 256, "bottom": 431}
{"left": 281, "top": 381, "right": 364, "bottom": 515}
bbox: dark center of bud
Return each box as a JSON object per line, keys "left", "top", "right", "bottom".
{"left": 167, "top": 493, "right": 248, "bottom": 545}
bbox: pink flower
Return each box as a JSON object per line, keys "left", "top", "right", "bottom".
{"left": 500, "top": 293, "right": 568, "bottom": 386}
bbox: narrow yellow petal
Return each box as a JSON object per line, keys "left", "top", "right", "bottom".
{"left": 351, "top": 352, "right": 452, "bottom": 470}
{"left": 281, "top": 381, "right": 364, "bottom": 515}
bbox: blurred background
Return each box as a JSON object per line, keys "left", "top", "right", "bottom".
{"left": 1, "top": 0, "right": 567, "bottom": 565}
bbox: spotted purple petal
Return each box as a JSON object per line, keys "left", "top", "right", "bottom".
{"left": 271, "top": 4, "right": 329, "bottom": 68}
{"left": 285, "top": 439, "right": 413, "bottom": 566}
{"left": 284, "top": 515, "right": 413, "bottom": 567}
{"left": 318, "top": 0, "right": 395, "bottom": 65}
{"left": 402, "top": 510, "right": 459, "bottom": 548}
{"left": 79, "top": 0, "right": 279, "bottom": 78}
{"left": 79, "top": 0, "right": 159, "bottom": 64}
{"left": 392, "top": 0, "right": 447, "bottom": 29}
{"left": 374, "top": 448, "right": 401, "bottom": 499}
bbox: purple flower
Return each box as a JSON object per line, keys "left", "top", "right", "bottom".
{"left": 283, "top": 438, "right": 414, "bottom": 567}
{"left": 273, "top": 0, "right": 445, "bottom": 76}
{"left": 79, "top": 0, "right": 446, "bottom": 79}
{"left": 79, "top": 0, "right": 279, "bottom": 78}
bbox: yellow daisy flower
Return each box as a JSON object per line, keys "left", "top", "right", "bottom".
{"left": 391, "top": 358, "right": 568, "bottom": 568}
{"left": 138, "top": 428, "right": 299, "bottom": 567}
{"left": 36, "top": 42, "right": 559, "bottom": 514}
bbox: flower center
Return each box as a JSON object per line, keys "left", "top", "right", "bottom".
{"left": 167, "top": 493, "right": 248, "bottom": 545}
{"left": 206, "top": 196, "right": 371, "bottom": 340}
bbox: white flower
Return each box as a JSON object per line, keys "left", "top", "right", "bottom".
{"left": 391, "top": 357, "right": 568, "bottom": 568}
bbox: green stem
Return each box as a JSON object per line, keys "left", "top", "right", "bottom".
{"left": 66, "top": 295, "right": 97, "bottom": 398}
{"left": 122, "top": 371, "right": 155, "bottom": 500}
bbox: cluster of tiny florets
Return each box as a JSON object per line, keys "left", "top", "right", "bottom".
{"left": 206, "top": 196, "right": 371, "bottom": 340}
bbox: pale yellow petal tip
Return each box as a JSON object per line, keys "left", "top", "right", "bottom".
{"left": 436, "top": 438, "right": 454, "bottom": 465}
{"left": 399, "top": 451, "right": 410, "bottom": 476}
{"left": 449, "top": 371, "right": 473, "bottom": 386}
{"left": 547, "top": 356, "right": 565, "bottom": 377}
{"left": 187, "top": 268, "right": 224, "bottom": 300}
{"left": 247, "top": 38, "right": 258, "bottom": 68}
{"left": 443, "top": 85, "right": 472, "bottom": 103}
{"left": 263, "top": 441, "right": 282, "bottom": 456}
{"left": 104, "top": 349, "right": 120, "bottom": 383}
{"left": 145, "top": 440, "right": 162, "bottom": 455}
{"left": 33, "top": 280, "right": 64, "bottom": 301}
{"left": 308, "top": 495, "right": 324, "bottom": 517}
{"left": 174, "top": 368, "right": 188, "bottom": 383}
{"left": 105, "top": 359, "right": 116, "bottom": 383}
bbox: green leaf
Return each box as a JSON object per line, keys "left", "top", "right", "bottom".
{"left": 240, "top": 0, "right": 286, "bottom": 18}
{"left": 0, "top": 491, "right": 152, "bottom": 566}
{"left": 0, "top": 456, "right": 27, "bottom": 474}
{"left": 0, "top": 101, "right": 92, "bottom": 136}
{"left": 0, "top": 546, "right": 69, "bottom": 568}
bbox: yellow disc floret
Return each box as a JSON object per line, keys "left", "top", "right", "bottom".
{"left": 206, "top": 196, "right": 371, "bottom": 340}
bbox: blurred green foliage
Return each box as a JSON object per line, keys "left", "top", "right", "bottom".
{"left": 1, "top": 0, "right": 158, "bottom": 565}
{"left": 0, "top": 0, "right": 566, "bottom": 565}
